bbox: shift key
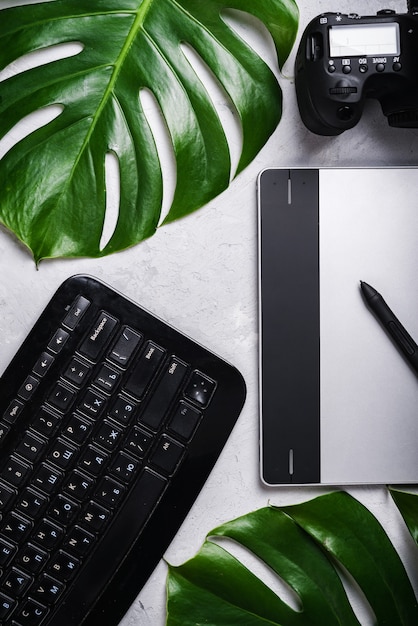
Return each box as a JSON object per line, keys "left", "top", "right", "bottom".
{"left": 79, "top": 312, "right": 118, "bottom": 361}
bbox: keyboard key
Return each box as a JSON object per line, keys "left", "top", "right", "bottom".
{"left": 94, "top": 421, "right": 122, "bottom": 450}
{"left": 78, "top": 312, "right": 118, "bottom": 361}
{"left": 108, "top": 327, "right": 142, "bottom": 367}
{"left": 79, "top": 446, "right": 108, "bottom": 477}
{"left": 2, "top": 512, "right": 32, "bottom": 543}
{"left": 168, "top": 401, "right": 202, "bottom": 441}
{"left": 48, "top": 382, "right": 76, "bottom": 412}
{"left": 16, "top": 431, "right": 47, "bottom": 463}
{"left": 32, "top": 573, "right": 64, "bottom": 605}
{"left": 3, "top": 567, "right": 32, "bottom": 596}
{"left": 0, "top": 421, "right": 10, "bottom": 444}
{"left": 80, "top": 501, "right": 111, "bottom": 533}
{"left": 32, "top": 408, "right": 60, "bottom": 438}
{"left": 124, "top": 426, "right": 153, "bottom": 459}
{"left": 94, "top": 363, "right": 121, "bottom": 393}
{"left": 109, "top": 451, "right": 140, "bottom": 483}
{"left": 61, "top": 415, "right": 92, "bottom": 445}
{"left": 0, "top": 592, "right": 15, "bottom": 620}
{"left": 150, "top": 435, "right": 185, "bottom": 476}
{"left": 184, "top": 370, "right": 216, "bottom": 407}
{"left": 78, "top": 388, "right": 107, "bottom": 419}
{"left": 32, "top": 463, "right": 63, "bottom": 495}
{"left": 2, "top": 456, "right": 31, "bottom": 487}
{"left": 16, "top": 488, "right": 47, "bottom": 518}
{"left": 0, "top": 538, "right": 17, "bottom": 566}
{"left": 32, "top": 351, "right": 54, "bottom": 378}
{"left": 63, "top": 470, "right": 93, "bottom": 501}
{"left": 3, "top": 399, "right": 24, "bottom": 424}
{"left": 47, "top": 439, "right": 77, "bottom": 470}
{"left": 48, "top": 494, "right": 79, "bottom": 526}
{"left": 0, "top": 480, "right": 15, "bottom": 510}
{"left": 109, "top": 395, "right": 137, "bottom": 425}
{"left": 63, "top": 526, "right": 95, "bottom": 557}
{"left": 95, "top": 477, "right": 126, "bottom": 509}
{"left": 139, "top": 357, "right": 188, "bottom": 431}
{"left": 48, "top": 550, "right": 80, "bottom": 582}
{"left": 13, "top": 598, "right": 48, "bottom": 624}
{"left": 16, "top": 543, "right": 48, "bottom": 574}
{"left": 32, "top": 520, "right": 63, "bottom": 551}
{"left": 62, "top": 357, "right": 91, "bottom": 387}
{"left": 48, "top": 328, "right": 70, "bottom": 354}
{"left": 18, "top": 374, "right": 40, "bottom": 401}
{"left": 123, "top": 341, "right": 166, "bottom": 400}
{"left": 63, "top": 295, "right": 90, "bottom": 330}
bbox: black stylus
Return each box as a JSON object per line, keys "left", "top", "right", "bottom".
{"left": 360, "top": 281, "right": 418, "bottom": 375}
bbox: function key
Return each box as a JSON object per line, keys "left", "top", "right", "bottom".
{"left": 184, "top": 371, "right": 216, "bottom": 407}
{"left": 78, "top": 312, "right": 118, "bottom": 362}
{"left": 108, "top": 327, "right": 142, "bottom": 367}
{"left": 48, "top": 328, "right": 70, "bottom": 354}
{"left": 63, "top": 295, "right": 91, "bottom": 330}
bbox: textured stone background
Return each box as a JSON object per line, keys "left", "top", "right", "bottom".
{"left": 0, "top": 1, "right": 417, "bottom": 625}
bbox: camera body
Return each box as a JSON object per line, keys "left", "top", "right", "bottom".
{"left": 295, "top": 9, "right": 418, "bottom": 135}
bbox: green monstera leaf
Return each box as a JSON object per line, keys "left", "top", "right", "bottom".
{"left": 166, "top": 491, "right": 418, "bottom": 625}
{"left": 0, "top": 0, "right": 298, "bottom": 263}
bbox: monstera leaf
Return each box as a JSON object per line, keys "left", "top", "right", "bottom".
{"left": 0, "top": 0, "right": 298, "bottom": 263}
{"left": 166, "top": 491, "right": 418, "bottom": 625}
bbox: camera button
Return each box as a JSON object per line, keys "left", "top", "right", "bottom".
{"left": 393, "top": 62, "right": 402, "bottom": 72}
{"left": 328, "top": 64, "right": 336, "bottom": 73}
{"left": 376, "top": 63, "right": 385, "bottom": 72}
{"left": 359, "top": 64, "right": 368, "bottom": 73}
{"left": 337, "top": 106, "right": 354, "bottom": 121}
{"left": 342, "top": 65, "right": 352, "bottom": 74}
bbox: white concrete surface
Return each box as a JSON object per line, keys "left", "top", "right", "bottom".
{"left": 1, "top": 1, "right": 418, "bottom": 624}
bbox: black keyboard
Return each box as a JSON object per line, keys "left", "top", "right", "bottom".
{"left": 0, "top": 275, "right": 246, "bottom": 625}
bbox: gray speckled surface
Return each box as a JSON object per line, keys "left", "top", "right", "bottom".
{"left": 1, "top": 1, "right": 418, "bottom": 624}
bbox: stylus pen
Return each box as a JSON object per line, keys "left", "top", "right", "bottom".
{"left": 360, "top": 281, "right": 418, "bottom": 375}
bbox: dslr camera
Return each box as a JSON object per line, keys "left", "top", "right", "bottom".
{"left": 295, "top": 5, "right": 418, "bottom": 135}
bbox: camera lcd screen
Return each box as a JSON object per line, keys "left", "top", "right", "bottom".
{"left": 329, "top": 23, "right": 400, "bottom": 57}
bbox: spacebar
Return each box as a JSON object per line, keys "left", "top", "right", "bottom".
{"left": 51, "top": 468, "right": 168, "bottom": 625}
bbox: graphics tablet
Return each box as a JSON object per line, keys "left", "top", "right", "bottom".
{"left": 258, "top": 168, "right": 418, "bottom": 485}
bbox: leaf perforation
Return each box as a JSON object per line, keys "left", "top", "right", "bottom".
{"left": 0, "top": 0, "right": 298, "bottom": 262}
